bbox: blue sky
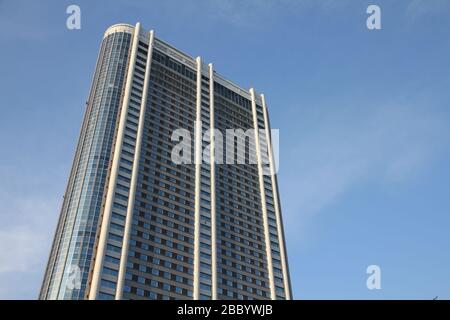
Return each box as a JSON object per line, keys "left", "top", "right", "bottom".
{"left": 0, "top": 0, "right": 450, "bottom": 299}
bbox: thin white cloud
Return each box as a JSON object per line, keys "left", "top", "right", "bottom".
{"left": 205, "top": 0, "right": 349, "bottom": 27}
{"left": 0, "top": 227, "right": 46, "bottom": 273}
{"left": 0, "top": 192, "right": 59, "bottom": 298}
{"left": 0, "top": 0, "right": 55, "bottom": 41}
{"left": 281, "top": 100, "right": 450, "bottom": 229}
{"left": 405, "top": 0, "right": 450, "bottom": 20}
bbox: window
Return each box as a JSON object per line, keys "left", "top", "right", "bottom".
{"left": 200, "top": 283, "right": 211, "bottom": 291}
{"left": 101, "top": 279, "right": 116, "bottom": 289}
{"left": 104, "top": 255, "right": 120, "bottom": 265}
{"left": 200, "top": 272, "right": 211, "bottom": 280}
{"left": 102, "top": 267, "right": 118, "bottom": 277}
{"left": 98, "top": 292, "right": 114, "bottom": 300}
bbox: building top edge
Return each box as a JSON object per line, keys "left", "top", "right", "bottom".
{"left": 103, "top": 23, "right": 263, "bottom": 104}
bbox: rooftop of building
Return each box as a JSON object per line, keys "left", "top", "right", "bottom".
{"left": 103, "top": 23, "right": 263, "bottom": 103}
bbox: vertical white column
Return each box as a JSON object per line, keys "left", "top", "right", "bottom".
{"left": 261, "top": 94, "right": 292, "bottom": 300}
{"left": 250, "top": 88, "right": 276, "bottom": 300}
{"left": 88, "top": 22, "right": 141, "bottom": 300}
{"left": 208, "top": 63, "right": 218, "bottom": 300}
{"left": 115, "top": 30, "right": 155, "bottom": 300}
{"left": 193, "top": 56, "right": 203, "bottom": 300}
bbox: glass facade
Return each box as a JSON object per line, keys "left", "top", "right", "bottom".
{"left": 121, "top": 45, "right": 197, "bottom": 300}
{"left": 40, "top": 30, "right": 132, "bottom": 300}
{"left": 40, "top": 23, "right": 291, "bottom": 300}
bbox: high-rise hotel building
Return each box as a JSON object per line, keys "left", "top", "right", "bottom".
{"left": 40, "top": 23, "right": 291, "bottom": 300}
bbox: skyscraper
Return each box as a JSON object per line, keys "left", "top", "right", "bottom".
{"left": 40, "top": 22, "right": 291, "bottom": 300}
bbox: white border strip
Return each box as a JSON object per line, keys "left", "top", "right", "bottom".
{"left": 193, "top": 56, "right": 202, "bottom": 300}
{"left": 88, "top": 22, "right": 141, "bottom": 300}
{"left": 250, "top": 88, "right": 276, "bottom": 300}
{"left": 209, "top": 63, "right": 218, "bottom": 300}
{"left": 261, "top": 94, "right": 292, "bottom": 300}
{"left": 115, "top": 29, "right": 155, "bottom": 300}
